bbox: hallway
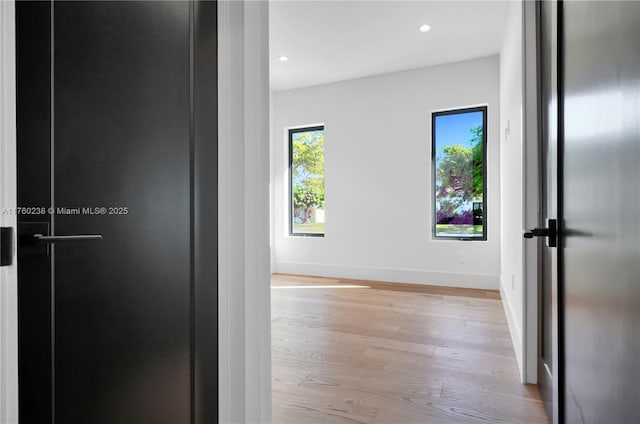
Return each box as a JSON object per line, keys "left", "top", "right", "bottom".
{"left": 271, "top": 274, "right": 548, "bottom": 423}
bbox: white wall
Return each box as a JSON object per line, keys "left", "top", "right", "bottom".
{"left": 271, "top": 56, "right": 501, "bottom": 289}
{"left": 0, "top": 1, "right": 18, "bottom": 422}
{"left": 499, "top": 0, "right": 525, "bottom": 380}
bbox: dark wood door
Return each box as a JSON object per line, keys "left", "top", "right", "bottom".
{"left": 562, "top": 1, "right": 640, "bottom": 422}
{"left": 16, "top": 2, "right": 218, "bottom": 423}
{"left": 537, "top": 1, "right": 562, "bottom": 422}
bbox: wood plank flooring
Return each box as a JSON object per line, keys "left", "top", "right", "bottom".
{"left": 271, "top": 274, "right": 549, "bottom": 424}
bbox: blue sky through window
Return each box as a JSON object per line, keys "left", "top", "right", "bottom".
{"left": 434, "top": 110, "right": 483, "bottom": 165}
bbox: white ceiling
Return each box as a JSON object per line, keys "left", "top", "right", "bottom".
{"left": 269, "top": 1, "right": 509, "bottom": 92}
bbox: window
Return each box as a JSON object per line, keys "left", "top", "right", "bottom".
{"left": 432, "top": 106, "right": 487, "bottom": 240}
{"left": 289, "top": 126, "right": 325, "bottom": 236}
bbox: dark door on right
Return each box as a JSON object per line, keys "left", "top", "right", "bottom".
{"left": 562, "top": 1, "right": 640, "bottom": 423}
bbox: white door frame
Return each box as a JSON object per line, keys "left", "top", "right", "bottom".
{"left": 218, "top": 1, "right": 272, "bottom": 422}
{"left": 0, "top": 1, "right": 19, "bottom": 423}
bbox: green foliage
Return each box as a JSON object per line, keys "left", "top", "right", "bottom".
{"left": 292, "top": 222, "right": 325, "bottom": 234}
{"left": 436, "top": 124, "right": 483, "bottom": 213}
{"left": 436, "top": 224, "right": 483, "bottom": 235}
{"left": 292, "top": 132, "right": 324, "bottom": 177}
{"left": 470, "top": 125, "right": 484, "bottom": 199}
{"left": 292, "top": 131, "right": 324, "bottom": 224}
{"left": 436, "top": 144, "right": 473, "bottom": 209}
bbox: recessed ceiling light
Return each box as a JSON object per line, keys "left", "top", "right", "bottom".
{"left": 419, "top": 24, "right": 431, "bottom": 33}
{"left": 278, "top": 56, "right": 289, "bottom": 62}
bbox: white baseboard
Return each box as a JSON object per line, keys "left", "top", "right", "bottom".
{"left": 273, "top": 261, "right": 499, "bottom": 290}
{"left": 500, "top": 278, "right": 524, "bottom": 382}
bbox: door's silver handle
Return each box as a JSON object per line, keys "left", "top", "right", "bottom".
{"left": 33, "top": 234, "right": 103, "bottom": 243}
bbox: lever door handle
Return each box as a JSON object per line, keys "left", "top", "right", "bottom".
{"left": 523, "top": 228, "right": 550, "bottom": 238}
{"left": 523, "top": 219, "right": 557, "bottom": 247}
{"left": 33, "top": 234, "right": 103, "bottom": 243}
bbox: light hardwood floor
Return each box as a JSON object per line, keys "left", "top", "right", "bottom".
{"left": 271, "top": 274, "right": 549, "bottom": 424}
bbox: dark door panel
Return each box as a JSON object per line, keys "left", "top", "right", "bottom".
{"left": 16, "top": 3, "right": 53, "bottom": 422}
{"left": 53, "top": 2, "right": 191, "bottom": 422}
{"left": 16, "top": 2, "right": 218, "bottom": 423}
{"left": 562, "top": 2, "right": 640, "bottom": 422}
